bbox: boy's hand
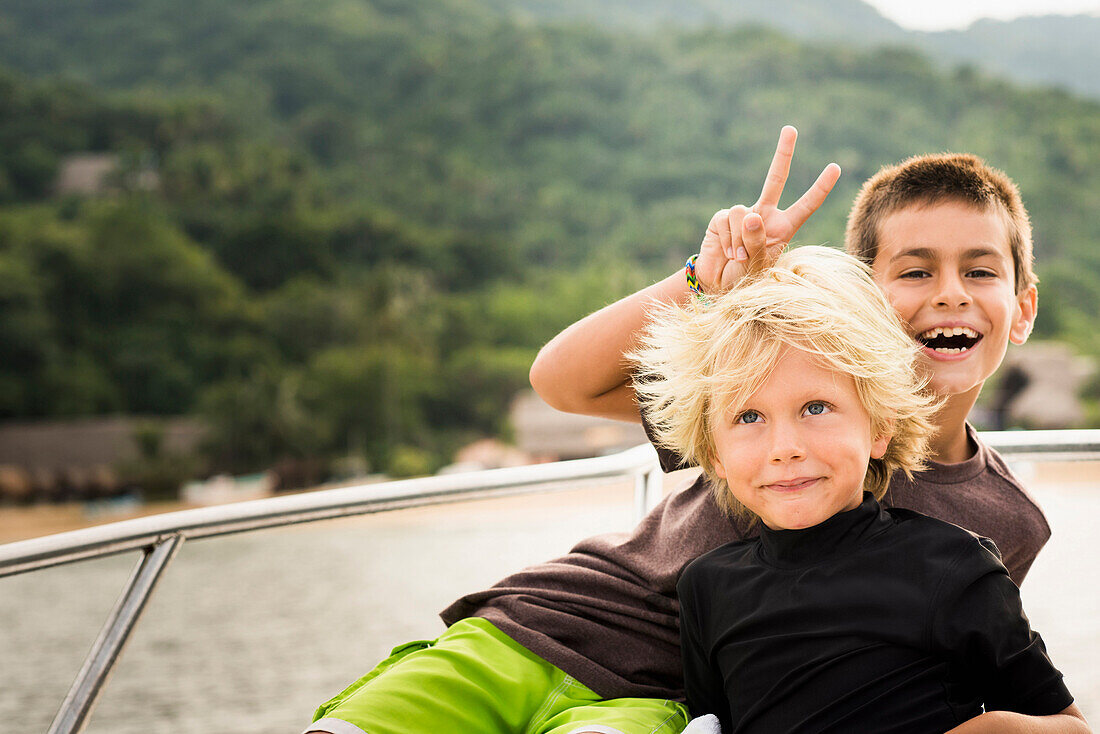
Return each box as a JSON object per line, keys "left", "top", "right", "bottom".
{"left": 695, "top": 126, "right": 841, "bottom": 293}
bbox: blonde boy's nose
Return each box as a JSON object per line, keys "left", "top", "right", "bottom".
{"left": 768, "top": 425, "right": 805, "bottom": 463}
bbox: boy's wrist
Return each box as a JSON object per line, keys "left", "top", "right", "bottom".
{"left": 684, "top": 254, "right": 707, "bottom": 299}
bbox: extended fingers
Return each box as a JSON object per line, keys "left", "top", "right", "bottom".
{"left": 757, "top": 125, "right": 798, "bottom": 208}
{"left": 785, "top": 162, "right": 841, "bottom": 232}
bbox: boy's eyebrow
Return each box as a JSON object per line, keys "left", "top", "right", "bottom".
{"left": 960, "top": 247, "right": 1008, "bottom": 261}
{"left": 889, "top": 247, "right": 937, "bottom": 262}
{"left": 888, "top": 246, "right": 1007, "bottom": 262}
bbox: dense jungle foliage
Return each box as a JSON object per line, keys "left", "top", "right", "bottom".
{"left": 1, "top": 0, "right": 1099, "bottom": 479}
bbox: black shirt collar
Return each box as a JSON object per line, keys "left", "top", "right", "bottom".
{"left": 757, "top": 492, "right": 892, "bottom": 568}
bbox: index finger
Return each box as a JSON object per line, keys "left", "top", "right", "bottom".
{"left": 757, "top": 125, "right": 798, "bottom": 208}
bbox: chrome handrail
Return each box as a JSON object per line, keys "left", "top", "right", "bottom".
{"left": 6, "top": 430, "right": 1100, "bottom": 734}
{"left": 978, "top": 428, "right": 1100, "bottom": 460}
{"left": 0, "top": 443, "right": 662, "bottom": 579}
{"left": 2, "top": 442, "right": 662, "bottom": 734}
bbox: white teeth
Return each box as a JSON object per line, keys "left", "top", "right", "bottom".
{"left": 919, "top": 326, "right": 980, "bottom": 339}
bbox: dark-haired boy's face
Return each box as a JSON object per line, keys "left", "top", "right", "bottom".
{"left": 871, "top": 200, "right": 1036, "bottom": 404}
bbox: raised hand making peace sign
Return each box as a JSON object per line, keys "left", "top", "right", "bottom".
{"left": 694, "top": 126, "right": 841, "bottom": 293}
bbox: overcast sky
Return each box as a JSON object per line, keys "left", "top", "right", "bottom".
{"left": 864, "top": 0, "right": 1100, "bottom": 30}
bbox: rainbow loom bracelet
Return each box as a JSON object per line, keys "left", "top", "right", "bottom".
{"left": 685, "top": 254, "right": 706, "bottom": 298}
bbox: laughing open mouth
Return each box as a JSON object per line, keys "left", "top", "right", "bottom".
{"left": 917, "top": 326, "right": 983, "bottom": 354}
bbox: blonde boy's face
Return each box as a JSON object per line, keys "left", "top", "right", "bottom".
{"left": 871, "top": 200, "right": 1037, "bottom": 402}
{"left": 711, "top": 347, "right": 890, "bottom": 531}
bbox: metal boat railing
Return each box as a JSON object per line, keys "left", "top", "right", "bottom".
{"left": 4, "top": 430, "right": 1100, "bottom": 734}
{"left": 1, "top": 443, "right": 664, "bottom": 734}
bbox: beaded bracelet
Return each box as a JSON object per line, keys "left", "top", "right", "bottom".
{"left": 685, "top": 254, "right": 706, "bottom": 298}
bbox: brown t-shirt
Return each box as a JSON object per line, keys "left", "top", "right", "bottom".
{"left": 439, "top": 424, "right": 1051, "bottom": 702}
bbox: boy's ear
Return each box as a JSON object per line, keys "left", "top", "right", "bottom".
{"left": 711, "top": 450, "right": 728, "bottom": 480}
{"left": 871, "top": 418, "right": 894, "bottom": 460}
{"left": 1009, "top": 285, "right": 1038, "bottom": 345}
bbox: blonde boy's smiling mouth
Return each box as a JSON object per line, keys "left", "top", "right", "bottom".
{"left": 764, "top": 477, "right": 822, "bottom": 492}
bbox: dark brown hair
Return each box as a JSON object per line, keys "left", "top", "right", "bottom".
{"left": 845, "top": 153, "right": 1036, "bottom": 293}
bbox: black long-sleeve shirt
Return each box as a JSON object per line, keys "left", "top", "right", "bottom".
{"left": 442, "top": 426, "right": 1051, "bottom": 701}
{"left": 677, "top": 493, "right": 1072, "bottom": 733}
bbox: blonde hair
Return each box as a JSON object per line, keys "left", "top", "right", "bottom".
{"left": 631, "top": 246, "right": 938, "bottom": 522}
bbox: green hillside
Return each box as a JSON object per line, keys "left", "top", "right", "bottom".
{"left": 2, "top": 0, "right": 1100, "bottom": 480}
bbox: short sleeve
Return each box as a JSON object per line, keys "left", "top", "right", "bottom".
{"left": 640, "top": 401, "right": 695, "bottom": 473}
{"left": 677, "top": 566, "right": 732, "bottom": 729}
{"left": 929, "top": 538, "right": 1073, "bottom": 716}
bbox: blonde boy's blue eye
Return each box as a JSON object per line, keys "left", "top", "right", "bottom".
{"left": 737, "top": 410, "right": 761, "bottom": 424}
{"left": 804, "top": 402, "right": 830, "bottom": 416}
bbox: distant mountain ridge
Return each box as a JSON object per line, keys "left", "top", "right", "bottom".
{"left": 917, "top": 14, "right": 1100, "bottom": 98}
{"left": 0, "top": 0, "right": 1095, "bottom": 97}
{"left": 490, "top": 0, "right": 1100, "bottom": 98}
{"left": 489, "top": 0, "right": 907, "bottom": 41}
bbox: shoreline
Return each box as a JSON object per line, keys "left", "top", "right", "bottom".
{"left": 0, "top": 499, "right": 193, "bottom": 544}
{"left": 0, "top": 471, "right": 673, "bottom": 545}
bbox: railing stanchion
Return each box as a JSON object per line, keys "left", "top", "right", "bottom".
{"left": 48, "top": 534, "right": 183, "bottom": 734}
{"left": 633, "top": 472, "right": 648, "bottom": 524}
{"left": 632, "top": 459, "right": 664, "bottom": 523}
{"left": 644, "top": 463, "right": 663, "bottom": 515}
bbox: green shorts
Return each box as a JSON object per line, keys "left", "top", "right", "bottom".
{"left": 306, "top": 617, "right": 689, "bottom": 734}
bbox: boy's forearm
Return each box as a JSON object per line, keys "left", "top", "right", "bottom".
{"left": 945, "top": 706, "right": 1090, "bottom": 733}
{"left": 529, "top": 270, "right": 691, "bottom": 421}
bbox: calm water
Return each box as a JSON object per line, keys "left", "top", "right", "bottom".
{"left": 2, "top": 475, "right": 1097, "bottom": 732}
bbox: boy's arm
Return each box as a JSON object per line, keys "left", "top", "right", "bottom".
{"left": 528, "top": 270, "right": 689, "bottom": 421}
{"left": 529, "top": 125, "right": 841, "bottom": 421}
{"left": 933, "top": 541, "right": 1081, "bottom": 731}
{"left": 944, "top": 704, "right": 1090, "bottom": 733}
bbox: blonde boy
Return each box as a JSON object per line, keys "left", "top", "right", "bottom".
{"left": 632, "top": 246, "right": 934, "bottom": 522}
{"left": 633, "top": 247, "right": 1083, "bottom": 733}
